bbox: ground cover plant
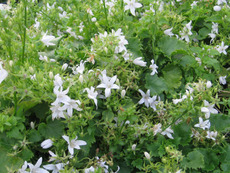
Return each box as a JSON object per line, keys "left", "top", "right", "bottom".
{"left": 0, "top": 0, "right": 230, "bottom": 172}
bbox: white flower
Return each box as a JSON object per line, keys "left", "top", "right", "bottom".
{"left": 149, "top": 59, "right": 158, "bottom": 76}
{"left": 194, "top": 117, "right": 211, "bottom": 130}
{"left": 216, "top": 41, "right": 228, "bottom": 55}
{"left": 84, "top": 86, "right": 98, "bottom": 108}
{"left": 50, "top": 103, "right": 66, "bottom": 120}
{"left": 148, "top": 96, "right": 158, "bottom": 111}
{"left": 73, "top": 60, "right": 85, "bottom": 75}
{"left": 53, "top": 87, "right": 71, "bottom": 105}
{"left": 133, "top": 57, "right": 147, "bottom": 67}
{"left": 219, "top": 76, "right": 227, "bottom": 85}
{"left": 191, "top": 1, "right": 198, "bottom": 8}
{"left": 28, "top": 157, "right": 49, "bottom": 173}
{"left": 206, "top": 131, "right": 218, "bottom": 141}
{"left": 18, "top": 161, "right": 29, "bottom": 173}
{"left": 61, "top": 99, "right": 82, "bottom": 117}
{"left": 66, "top": 27, "right": 77, "bottom": 38}
{"left": 138, "top": 89, "right": 151, "bottom": 107}
{"left": 41, "top": 139, "right": 53, "bottom": 149}
{"left": 59, "top": 11, "right": 69, "bottom": 18}
{"left": 34, "top": 18, "right": 40, "bottom": 29}
{"left": 122, "top": 51, "right": 132, "bottom": 61}
{"left": 124, "top": 0, "right": 142, "bottom": 16}
{"left": 53, "top": 74, "right": 63, "bottom": 89}
{"left": 132, "top": 144, "right": 137, "bottom": 151}
{"left": 164, "top": 27, "right": 174, "bottom": 37}
{"left": 217, "top": 0, "right": 227, "bottom": 5}
{"left": 84, "top": 166, "right": 95, "bottom": 173}
{"left": 201, "top": 100, "right": 218, "bottom": 119}
{"left": 144, "top": 152, "right": 151, "bottom": 160}
{"left": 41, "top": 32, "right": 56, "bottom": 47}
{"left": 161, "top": 126, "right": 174, "bottom": 139}
{"left": 39, "top": 55, "right": 48, "bottom": 62}
{"left": 152, "top": 123, "right": 162, "bottom": 136}
{"left": 206, "top": 81, "right": 212, "bottom": 88}
{"left": 91, "top": 17, "right": 97, "bottom": 22}
{"left": 180, "top": 21, "right": 193, "bottom": 43}
{"left": 43, "top": 163, "right": 65, "bottom": 173}
{"left": 212, "top": 22, "right": 218, "bottom": 34}
{"left": 30, "top": 74, "right": 36, "bottom": 80}
{"left": 79, "top": 22, "right": 84, "bottom": 32}
{"left": 87, "top": 8, "right": 94, "bottom": 16}
{"left": 213, "top": 6, "right": 221, "bottom": 11}
{"left": 208, "top": 33, "right": 216, "bottom": 43}
{"left": 0, "top": 62, "right": 8, "bottom": 84}
{"left": 97, "top": 75, "right": 120, "bottom": 98}
{"left": 62, "top": 135, "right": 87, "bottom": 155}
{"left": 48, "top": 151, "right": 57, "bottom": 162}
{"left": 62, "top": 63, "right": 68, "bottom": 71}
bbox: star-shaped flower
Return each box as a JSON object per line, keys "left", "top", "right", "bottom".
{"left": 124, "top": 0, "right": 142, "bottom": 16}
{"left": 138, "top": 89, "right": 151, "bottom": 107}
{"left": 41, "top": 32, "right": 56, "bottom": 47}
{"left": 194, "top": 117, "right": 210, "bottom": 130}
{"left": 62, "top": 135, "right": 87, "bottom": 155}
{"left": 201, "top": 100, "right": 218, "bottom": 119}
{"left": 84, "top": 86, "right": 98, "bottom": 108}
{"left": 216, "top": 41, "right": 228, "bottom": 55}
{"left": 97, "top": 75, "right": 120, "bottom": 98}
{"left": 0, "top": 62, "right": 8, "bottom": 84}
{"left": 28, "top": 157, "right": 49, "bottom": 173}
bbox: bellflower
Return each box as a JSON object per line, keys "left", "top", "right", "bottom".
{"left": 194, "top": 117, "right": 210, "bottom": 130}
{"left": 180, "top": 21, "right": 193, "bottom": 43}
{"left": 133, "top": 57, "right": 147, "bottom": 67}
{"left": 84, "top": 86, "right": 98, "bottom": 108}
{"left": 164, "top": 27, "right": 174, "bottom": 37}
{"left": 18, "top": 161, "right": 29, "bottom": 173}
{"left": 62, "top": 135, "right": 87, "bottom": 155}
{"left": 41, "top": 139, "right": 53, "bottom": 149}
{"left": 219, "top": 76, "right": 227, "bottom": 85}
{"left": 97, "top": 75, "right": 120, "bottom": 98}
{"left": 201, "top": 100, "right": 218, "bottom": 119}
{"left": 53, "top": 87, "right": 71, "bottom": 105}
{"left": 206, "top": 131, "right": 218, "bottom": 141}
{"left": 124, "top": 0, "right": 142, "bottom": 16}
{"left": 138, "top": 89, "right": 151, "bottom": 107}
{"left": 43, "top": 163, "right": 65, "bottom": 173}
{"left": 28, "top": 157, "right": 49, "bottom": 173}
{"left": 41, "top": 32, "right": 56, "bottom": 47}
{"left": 161, "top": 126, "right": 174, "bottom": 139}
{"left": 50, "top": 103, "right": 66, "bottom": 120}
{"left": 216, "top": 41, "right": 228, "bottom": 55}
{"left": 149, "top": 59, "right": 158, "bottom": 76}
{"left": 62, "top": 99, "right": 82, "bottom": 117}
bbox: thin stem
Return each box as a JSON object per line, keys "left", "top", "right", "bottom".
{"left": 22, "top": 0, "right": 27, "bottom": 63}
{"left": 102, "top": 0, "right": 109, "bottom": 30}
{"left": 121, "top": 0, "right": 124, "bottom": 21}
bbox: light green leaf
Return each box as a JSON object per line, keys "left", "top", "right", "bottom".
{"left": 162, "top": 65, "right": 182, "bottom": 89}
{"left": 158, "top": 36, "right": 188, "bottom": 56}
{"left": 181, "top": 150, "right": 205, "bottom": 169}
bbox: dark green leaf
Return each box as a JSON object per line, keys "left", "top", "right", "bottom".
{"left": 162, "top": 65, "right": 182, "bottom": 89}
{"left": 145, "top": 74, "right": 168, "bottom": 95}
{"left": 181, "top": 150, "right": 205, "bottom": 169}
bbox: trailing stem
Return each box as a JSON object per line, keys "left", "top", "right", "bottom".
{"left": 22, "top": 0, "right": 27, "bottom": 63}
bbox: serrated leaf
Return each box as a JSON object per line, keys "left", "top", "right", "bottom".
{"left": 19, "top": 148, "right": 34, "bottom": 161}
{"left": 38, "top": 120, "right": 65, "bottom": 138}
{"left": 181, "top": 150, "right": 205, "bottom": 169}
{"left": 7, "top": 126, "right": 24, "bottom": 139}
{"left": 173, "top": 122, "right": 192, "bottom": 146}
{"left": 127, "top": 37, "right": 142, "bottom": 57}
{"left": 197, "top": 27, "right": 210, "bottom": 40}
{"left": 179, "top": 55, "right": 197, "bottom": 67}
{"left": 210, "top": 114, "right": 230, "bottom": 132}
{"left": 162, "top": 65, "right": 182, "bottom": 89}
{"left": 28, "top": 129, "right": 42, "bottom": 142}
{"left": 202, "top": 56, "right": 220, "bottom": 71}
{"left": 31, "top": 102, "right": 50, "bottom": 120}
{"left": 145, "top": 74, "right": 168, "bottom": 95}
{"left": 198, "top": 148, "right": 219, "bottom": 171}
{"left": 158, "top": 36, "right": 188, "bottom": 56}
{"left": 131, "top": 158, "right": 143, "bottom": 170}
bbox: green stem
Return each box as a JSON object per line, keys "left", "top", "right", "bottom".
{"left": 22, "top": 1, "right": 27, "bottom": 63}
{"left": 102, "top": 0, "right": 109, "bottom": 30}
{"left": 121, "top": 0, "right": 124, "bottom": 21}
{"left": 14, "top": 91, "right": 17, "bottom": 116}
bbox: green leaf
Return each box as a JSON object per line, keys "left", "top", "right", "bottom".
{"left": 19, "top": 148, "right": 34, "bottom": 161}
{"left": 210, "top": 114, "right": 230, "bottom": 132}
{"left": 7, "top": 125, "right": 24, "bottom": 139}
{"left": 31, "top": 102, "right": 50, "bottom": 120}
{"left": 127, "top": 37, "right": 142, "bottom": 57}
{"left": 145, "top": 74, "right": 168, "bottom": 95}
{"left": 158, "top": 36, "right": 188, "bottom": 56}
{"left": 179, "top": 55, "right": 197, "bottom": 68}
{"left": 28, "top": 129, "right": 42, "bottom": 142}
{"left": 131, "top": 158, "right": 143, "bottom": 170}
{"left": 202, "top": 56, "right": 220, "bottom": 71}
{"left": 102, "top": 110, "right": 114, "bottom": 122}
{"left": 197, "top": 27, "right": 210, "bottom": 40}
{"left": 197, "top": 148, "right": 219, "bottom": 171}
{"left": 181, "top": 150, "right": 205, "bottom": 170}
{"left": 38, "top": 120, "right": 65, "bottom": 138}
{"left": 162, "top": 65, "right": 182, "bottom": 89}
{"left": 173, "top": 122, "right": 192, "bottom": 146}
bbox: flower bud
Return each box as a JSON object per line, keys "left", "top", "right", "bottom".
{"left": 62, "top": 63, "right": 68, "bottom": 71}
{"left": 41, "top": 139, "right": 53, "bottom": 149}
{"left": 30, "top": 122, "right": 35, "bottom": 129}
{"left": 213, "top": 6, "right": 221, "bottom": 11}
{"left": 206, "top": 81, "right": 212, "bottom": 88}
{"left": 132, "top": 144, "right": 137, "bottom": 151}
{"left": 91, "top": 17, "right": 97, "bottom": 22}
{"left": 9, "top": 60, "right": 13, "bottom": 66}
{"left": 144, "top": 152, "right": 151, "bottom": 160}
{"left": 49, "top": 72, "right": 54, "bottom": 79}
{"left": 29, "top": 66, "right": 34, "bottom": 73}
{"left": 79, "top": 74, "right": 84, "bottom": 83}
{"left": 121, "top": 90, "right": 126, "bottom": 98}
